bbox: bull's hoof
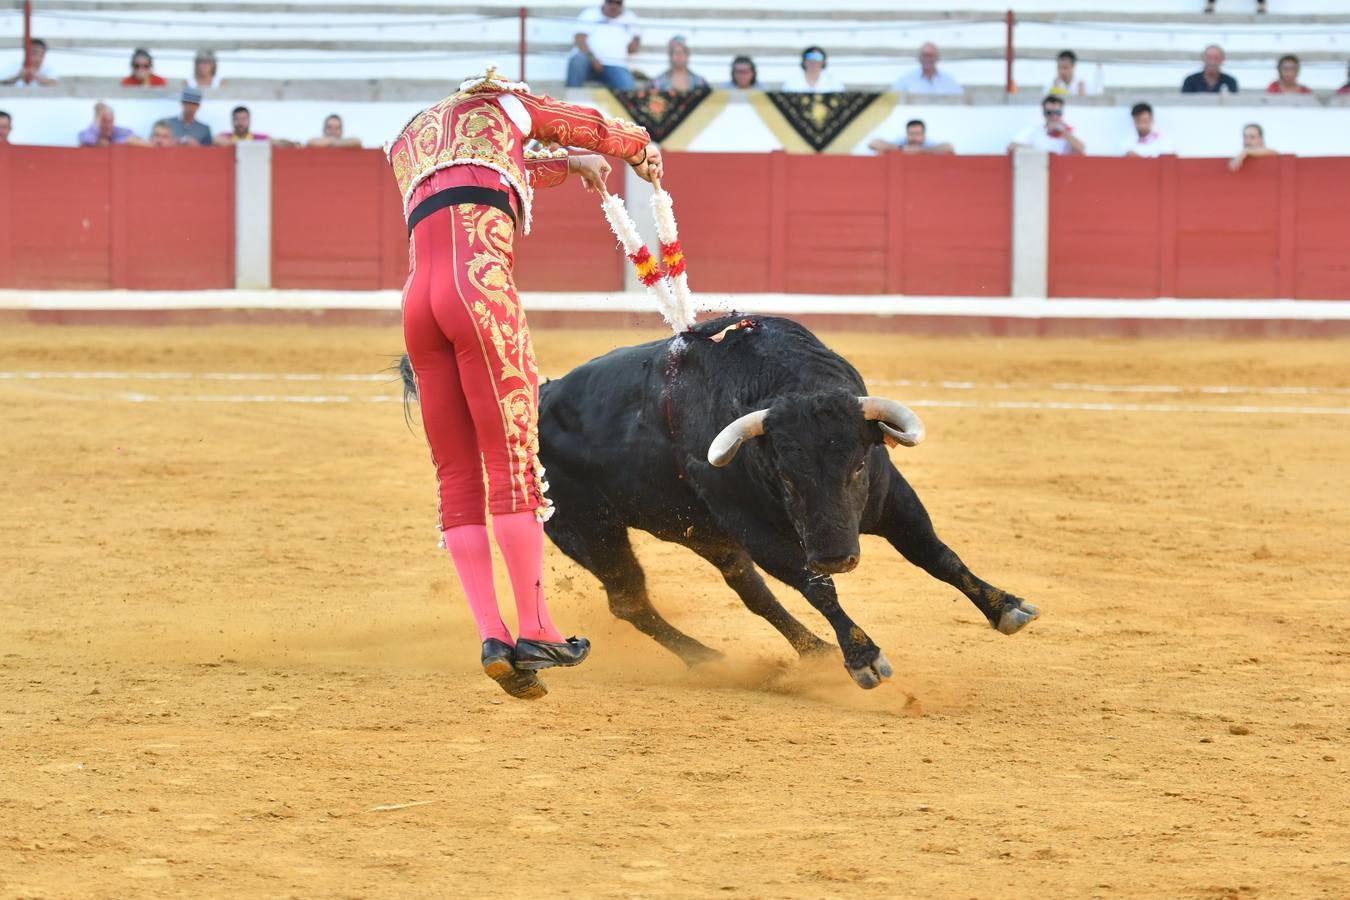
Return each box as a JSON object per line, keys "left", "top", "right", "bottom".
{"left": 996, "top": 600, "right": 1040, "bottom": 635}
{"left": 684, "top": 646, "right": 726, "bottom": 668}
{"left": 846, "top": 651, "right": 893, "bottom": 690}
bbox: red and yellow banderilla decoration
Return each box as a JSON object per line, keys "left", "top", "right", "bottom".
{"left": 599, "top": 176, "right": 696, "bottom": 333}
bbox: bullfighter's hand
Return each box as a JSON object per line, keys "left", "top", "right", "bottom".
{"left": 570, "top": 154, "right": 612, "bottom": 193}
{"left": 629, "top": 145, "right": 664, "bottom": 184}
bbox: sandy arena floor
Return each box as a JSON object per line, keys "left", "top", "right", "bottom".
{"left": 1, "top": 324, "right": 1348, "bottom": 898}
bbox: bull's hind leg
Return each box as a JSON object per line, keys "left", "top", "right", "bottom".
{"left": 545, "top": 518, "right": 722, "bottom": 666}
{"left": 870, "top": 472, "right": 1039, "bottom": 635}
{"left": 690, "top": 543, "right": 831, "bottom": 657}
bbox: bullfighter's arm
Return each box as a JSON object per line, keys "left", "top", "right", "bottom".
{"left": 515, "top": 92, "right": 650, "bottom": 165}
{"left": 525, "top": 157, "right": 570, "bottom": 190}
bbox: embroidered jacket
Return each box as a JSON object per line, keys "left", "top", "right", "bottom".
{"left": 387, "top": 80, "right": 650, "bottom": 235}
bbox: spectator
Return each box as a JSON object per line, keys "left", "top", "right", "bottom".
{"left": 216, "top": 105, "right": 270, "bottom": 144}
{"left": 1229, "top": 123, "right": 1277, "bottom": 171}
{"left": 1182, "top": 45, "right": 1238, "bottom": 93}
{"left": 0, "top": 110, "right": 11, "bottom": 145}
{"left": 566, "top": 0, "right": 640, "bottom": 91}
{"left": 781, "top": 46, "right": 845, "bottom": 93}
{"left": 892, "top": 42, "right": 963, "bottom": 96}
{"left": 78, "top": 102, "right": 146, "bottom": 146}
{"left": 1, "top": 38, "right": 57, "bottom": 86}
{"left": 149, "top": 119, "right": 177, "bottom": 148}
{"left": 728, "top": 55, "right": 758, "bottom": 89}
{"left": 651, "top": 36, "right": 708, "bottom": 92}
{"left": 868, "top": 119, "right": 953, "bottom": 154}
{"left": 1205, "top": 0, "right": 1266, "bottom": 12}
{"left": 167, "top": 86, "right": 213, "bottom": 146}
{"left": 1340, "top": 61, "right": 1350, "bottom": 95}
{"left": 1267, "top": 54, "right": 1312, "bottom": 94}
{"left": 1045, "top": 49, "right": 1101, "bottom": 97}
{"left": 1123, "top": 102, "right": 1174, "bottom": 157}
{"left": 190, "top": 49, "right": 220, "bottom": 89}
{"left": 306, "top": 114, "right": 362, "bottom": 148}
{"left": 1008, "top": 95, "right": 1085, "bottom": 156}
{"left": 121, "top": 48, "right": 168, "bottom": 87}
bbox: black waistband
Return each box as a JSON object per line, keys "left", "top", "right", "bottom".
{"left": 407, "top": 185, "right": 517, "bottom": 235}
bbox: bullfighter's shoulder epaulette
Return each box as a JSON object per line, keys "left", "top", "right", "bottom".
{"left": 458, "top": 65, "right": 530, "bottom": 97}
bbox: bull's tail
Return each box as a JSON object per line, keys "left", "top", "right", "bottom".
{"left": 396, "top": 353, "right": 419, "bottom": 430}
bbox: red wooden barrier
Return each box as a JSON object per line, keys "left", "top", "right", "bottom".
{"left": 511, "top": 170, "right": 624, "bottom": 293}
{"left": 1292, "top": 157, "right": 1350, "bottom": 300}
{"left": 271, "top": 149, "right": 401, "bottom": 291}
{"left": 659, "top": 151, "right": 1012, "bottom": 296}
{"left": 5, "top": 148, "right": 1349, "bottom": 300}
{"left": 267, "top": 148, "right": 623, "bottom": 293}
{"left": 1049, "top": 154, "right": 1350, "bottom": 300}
{"left": 0, "top": 146, "right": 233, "bottom": 289}
{"left": 890, "top": 153, "right": 1011, "bottom": 296}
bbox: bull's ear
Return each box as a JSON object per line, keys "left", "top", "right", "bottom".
{"left": 707, "top": 409, "right": 769, "bottom": 467}
{"left": 858, "top": 396, "right": 925, "bottom": 448}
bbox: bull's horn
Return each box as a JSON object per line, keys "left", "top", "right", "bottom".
{"left": 707, "top": 409, "right": 769, "bottom": 467}
{"left": 859, "top": 396, "right": 926, "bottom": 447}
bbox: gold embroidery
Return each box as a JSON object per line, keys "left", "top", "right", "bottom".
{"left": 452, "top": 104, "right": 514, "bottom": 159}
{"left": 388, "top": 94, "right": 527, "bottom": 204}
{"left": 467, "top": 251, "right": 519, "bottom": 321}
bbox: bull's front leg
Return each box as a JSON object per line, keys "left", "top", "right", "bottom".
{"left": 869, "top": 469, "right": 1039, "bottom": 635}
{"left": 747, "top": 546, "right": 892, "bottom": 690}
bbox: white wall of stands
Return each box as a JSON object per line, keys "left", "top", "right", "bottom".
{"left": 3, "top": 1, "right": 1348, "bottom": 88}
{"left": 3, "top": 93, "right": 1348, "bottom": 157}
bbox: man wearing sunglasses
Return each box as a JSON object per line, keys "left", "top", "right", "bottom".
{"left": 120, "top": 48, "right": 167, "bottom": 87}
{"left": 1008, "top": 95, "right": 1085, "bottom": 156}
{"left": 567, "top": 0, "right": 641, "bottom": 90}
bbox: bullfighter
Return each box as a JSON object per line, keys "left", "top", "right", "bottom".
{"left": 387, "top": 67, "right": 663, "bottom": 699}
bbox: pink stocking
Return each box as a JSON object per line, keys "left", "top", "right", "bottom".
{"left": 442, "top": 524, "right": 512, "bottom": 644}
{"left": 491, "top": 511, "right": 564, "bottom": 643}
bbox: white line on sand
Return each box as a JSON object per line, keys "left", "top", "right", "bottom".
{"left": 19, "top": 392, "right": 1339, "bottom": 416}
{"left": 5, "top": 371, "right": 1350, "bottom": 398}
{"left": 0, "top": 371, "right": 389, "bottom": 382}
{"left": 909, "top": 399, "right": 1350, "bottom": 416}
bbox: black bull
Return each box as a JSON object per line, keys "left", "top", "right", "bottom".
{"left": 402, "top": 314, "right": 1038, "bottom": 689}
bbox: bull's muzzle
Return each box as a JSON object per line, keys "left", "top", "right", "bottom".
{"left": 808, "top": 553, "right": 860, "bottom": 575}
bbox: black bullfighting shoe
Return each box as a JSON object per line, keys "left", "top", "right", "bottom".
{"left": 481, "top": 638, "right": 548, "bottom": 700}
{"left": 511, "top": 636, "right": 591, "bottom": 671}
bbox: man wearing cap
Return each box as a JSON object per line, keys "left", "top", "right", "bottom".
{"left": 167, "top": 86, "right": 212, "bottom": 146}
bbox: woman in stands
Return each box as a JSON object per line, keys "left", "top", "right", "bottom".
{"left": 387, "top": 68, "right": 661, "bottom": 700}
{"left": 780, "top": 46, "right": 845, "bottom": 93}
{"left": 1229, "top": 123, "right": 1277, "bottom": 172}
{"left": 191, "top": 50, "right": 220, "bottom": 89}
{"left": 728, "top": 55, "right": 758, "bottom": 89}
{"left": 651, "top": 35, "right": 709, "bottom": 92}
{"left": 1266, "top": 54, "right": 1311, "bottom": 94}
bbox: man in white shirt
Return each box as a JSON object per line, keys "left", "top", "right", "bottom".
{"left": 1, "top": 38, "right": 58, "bottom": 87}
{"left": 1008, "top": 95, "right": 1085, "bottom": 156}
{"left": 566, "top": 0, "right": 641, "bottom": 90}
{"left": 892, "top": 43, "right": 963, "bottom": 96}
{"left": 1123, "top": 102, "right": 1174, "bottom": 158}
{"left": 1044, "top": 49, "right": 1101, "bottom": 97}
